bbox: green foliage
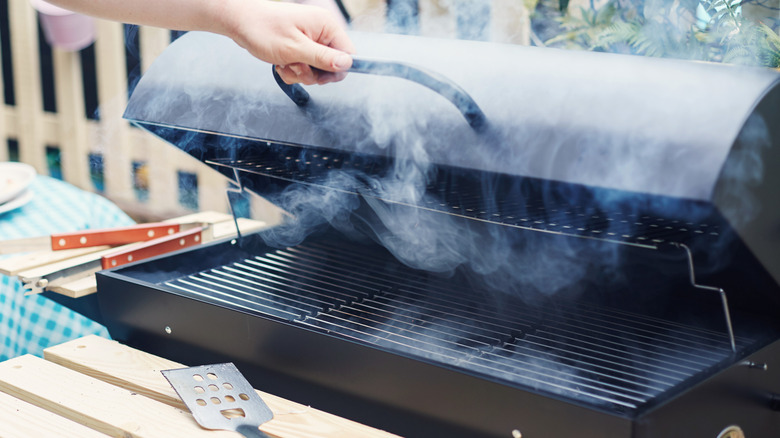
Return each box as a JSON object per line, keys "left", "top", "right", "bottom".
{"left": 541, "top": 0, "right": 780, "bottom": 67}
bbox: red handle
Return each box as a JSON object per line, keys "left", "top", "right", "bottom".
{"left": 51, "top": 223, "right": 183, "bottom": 250}
{"left": 101, "top": 227, "right": 204, "bottom": 269}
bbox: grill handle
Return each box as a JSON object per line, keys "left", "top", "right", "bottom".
{"left": 272, "top": 56, "right": 487, "bottom": 131}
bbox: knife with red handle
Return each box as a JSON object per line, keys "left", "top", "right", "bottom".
{"left": 52, "top": 223, "right": 188, "bottom": 249}
{"left": 1, "top": 222, "right": 198, "bottom": 254}
{"left": 100, "top": 227, "right": 206, "bottom": 269}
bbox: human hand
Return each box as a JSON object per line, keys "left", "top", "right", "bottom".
{"left": 223, "top": 0, "right": 355, "bottom": 85}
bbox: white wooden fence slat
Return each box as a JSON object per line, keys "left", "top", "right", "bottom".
{"left": 139, "top": 26, "right": 169, "bottom": 74}
{"left": 0, "top": 25, "right": 6, "bottom": 163}
{"left": 198, "top": 168, "right": 228, "bottom": 213}
{"left": 52, "top": 48, "right": 90, "bottom": 190}
{"left": 492, "top": 0, "right": 530, "bottom": 45}
{"left": 9, "top": 1, "right": 46, "bottom": 172}
{"left": 94, "top": 20, "right": 133, "bottom": 203}
{"left": 2, "top": 111, "right": 13, "bottom": 144}
{"left": 420, "top": 0, "right": 456, "bottom": 39}
{"left": 344, "top": 0, "right": 387, "bottom": 32}
{"left": 137, "top": 27, "right": 197, "bottom": 215}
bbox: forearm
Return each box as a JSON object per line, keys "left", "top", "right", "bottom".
{"left": 43, "top": 0, "right": 354, "bottom": 85}
{"left": 43, "top": 0, "right": 238, "bottom": 37}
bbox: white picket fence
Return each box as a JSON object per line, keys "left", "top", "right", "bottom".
{"left": 1, "top": 2, "right": 233, "bottom": 220}
{"left": 1, "top": 0, "right": 530, "bottom": 221}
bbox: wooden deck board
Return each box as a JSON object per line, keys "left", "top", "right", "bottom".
{"left": 0, "top": 390, "right": 110, "bottom": 438}
{"left": 0, "top": 354, "right": 238, "bottom": 437}
{"left": 44, "top": 335, "right": 400, "bottom": 438}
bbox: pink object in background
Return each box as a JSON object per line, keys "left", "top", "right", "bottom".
{"left": 293, "top": 0, "right": 348, "bottom": 28}
{"left": 29, "top": 0, "right": 95, "bottom": 51}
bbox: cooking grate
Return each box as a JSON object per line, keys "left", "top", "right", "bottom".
{"left": 207, "top": 155, "right": 723, "bottom": 249}
{"left": 164, "top": 239, "right": 747, "bottom": 413}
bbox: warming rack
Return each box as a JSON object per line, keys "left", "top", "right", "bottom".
{"left": 206, "top": 155, "right": 723, "bottom": 249}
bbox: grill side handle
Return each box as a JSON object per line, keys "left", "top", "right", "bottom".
{"left": 271, "top": 56, "right": 488, "bottom": 131}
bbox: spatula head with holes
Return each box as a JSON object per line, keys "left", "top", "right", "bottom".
{"left": 162, "top": 363, "right": 273, "bottom": 437}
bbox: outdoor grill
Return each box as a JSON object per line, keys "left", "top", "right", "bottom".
{"left": 96, "top": 31, "right": 780, "bottom": 437}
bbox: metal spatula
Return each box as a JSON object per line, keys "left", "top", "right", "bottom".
{"left": 162, "top": 363, "right": 274, "bottom": 438}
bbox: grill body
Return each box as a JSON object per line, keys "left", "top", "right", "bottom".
{"left": 101, "top": 30, "right": 780, "bottom": 437}
{"left": 98, "top": 231, "right": 780, "bottom": 437}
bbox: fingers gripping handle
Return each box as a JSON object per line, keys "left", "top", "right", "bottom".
{"left": 272, "top": 56, "right": 487, "bottom": 131}
{"left": 272, "top": 66, "right": 311, "bottom": 106}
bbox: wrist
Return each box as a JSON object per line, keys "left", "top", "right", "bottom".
{"left": 208, "top": 0, "right": 250, "bottom": 41}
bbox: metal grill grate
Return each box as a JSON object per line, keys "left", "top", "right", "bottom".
{"left": 164, "top": 240, "right": 746, "bottom": 412}
{"left": 207, "top": 155, "right": 723, "bottom": 249}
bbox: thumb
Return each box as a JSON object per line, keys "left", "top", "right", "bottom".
{"left": 302, "top": 40, "right": 353, "bottom": 72}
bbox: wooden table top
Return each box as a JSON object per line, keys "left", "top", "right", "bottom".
{"left": 0, "top": 335, "right": 400, "bottom": 438}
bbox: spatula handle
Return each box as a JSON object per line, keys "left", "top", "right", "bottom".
{"left": 236, "top": 424, "right": 272, "bottom": 438}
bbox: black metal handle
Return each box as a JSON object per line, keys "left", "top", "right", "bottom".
{"left": 272, "top": 56, "right": 487, "bottom": 131}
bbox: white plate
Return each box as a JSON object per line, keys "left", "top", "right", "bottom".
{"left": 0, "top": 162, "right": 36, "bottom": 205}
{"left": 0, "top": 189, "right": 34, "bottom": 215}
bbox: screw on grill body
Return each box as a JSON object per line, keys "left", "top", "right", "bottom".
{"left": 740, "top": 360, "right": 768, "bottom": 371}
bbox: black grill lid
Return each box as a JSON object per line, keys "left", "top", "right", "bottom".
{"left": 125, "top": 31, "right": 778, "bottom": 200}
{"left": 125, "top": 31, "right": 780, "bottom": 291}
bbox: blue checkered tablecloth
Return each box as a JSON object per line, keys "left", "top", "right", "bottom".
{"left": 0, "top": 176, "right": 134, "bottom": 360}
